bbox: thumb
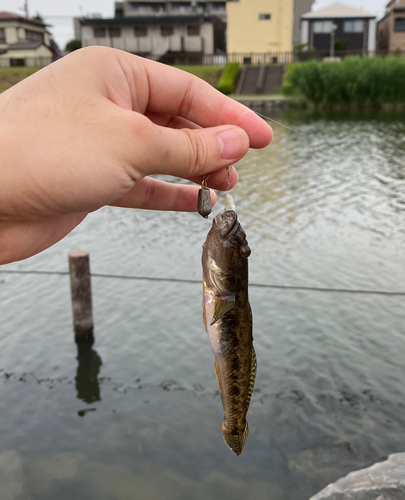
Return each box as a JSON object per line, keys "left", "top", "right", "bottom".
{"left": 126, "top": 118, "right": 250, "bottom": 180}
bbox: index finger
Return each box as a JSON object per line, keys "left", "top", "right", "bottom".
{"left": 123, "top": 53, "right": 273, "bottom": 149}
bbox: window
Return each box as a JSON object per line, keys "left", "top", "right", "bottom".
{"left": 108, "top": 26, "right": 121, "bottom": 37}
{"left": 187, "top": 25, "right": 200, "bottom": 36}
{"left": 172, "top": 3, "right": 190, "bottom": 13}
{"left": 212, "top": 2, "right": 226, "bottom": 11}
{"left": 395, "top": 18, "right": 405, "bottom": 32}
{"left": 152, "top": 3, "right": 165, "bottom": 12}
{"left": 134, "top": 26, "right": 147, "bottom": 37}
{"left": 259, "top": 13, "right": 271, "bottom": 20}
{"left": 313, "top": 21, "right": 334, "bottom": 33}
{"left": 130, "top": 2, "right": 147, "bottom": 11}
{"left": 0, "top": 28, "right": 5, "bottom": 44}
{"left": 26, "top": 30, "right": 44, "bottom": 43}
{"left": 343, "top": 20, "right": 363, "bottom": 33}
{"left": 161, "top": 26, "right": 174, "bottom": 36}
{"left": 93, "top": 27, "right": 106, "bottom": 37}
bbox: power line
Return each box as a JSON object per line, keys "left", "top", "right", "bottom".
{"left": 0, "top": 269, "right": 404, "bottom": 297}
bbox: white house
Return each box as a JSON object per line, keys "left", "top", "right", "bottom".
{"left": 0, "top": 11, "right": 54, "bottom": 66}
{"left": 81, "top": 14, "right": 224, "bottom": 62}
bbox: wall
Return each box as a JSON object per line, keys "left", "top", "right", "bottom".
{"left": 293, "top": 0, "right": 314, "bottom": 47}
{"left": 226, "top": 0, "right": 294, "bottom": 53}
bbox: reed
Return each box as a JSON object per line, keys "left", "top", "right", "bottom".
{"left": 283, "top": 56, "right": 405, "bottom": 106}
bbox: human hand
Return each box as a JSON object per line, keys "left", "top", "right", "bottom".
{"left": 0, "top": 47, "right": 273, "bottom": 264}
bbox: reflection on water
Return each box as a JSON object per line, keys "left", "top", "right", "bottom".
{"left": 1, "top": 109, "right": 405, "bottom": 500}
{"left": 75, "top": 340, "right": 102, "bottom": 406}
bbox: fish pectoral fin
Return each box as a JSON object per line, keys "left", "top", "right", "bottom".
{"left": 210, "top": 296, "right": 235, "bottom": 325}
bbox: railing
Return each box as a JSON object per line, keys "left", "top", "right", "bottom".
{"left": 0, "top": 50, "right": 402, "bottom": 70}
{"left": 0, "top": 56, "right": 55, "bottom": 68}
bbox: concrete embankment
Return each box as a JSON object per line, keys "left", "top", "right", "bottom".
{"left": 309, "top": 452, "right": 405, "bottom": 500}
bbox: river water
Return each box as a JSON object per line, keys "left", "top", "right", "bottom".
{"left": 1, "top": 109, "right": 405, "bottom": 500}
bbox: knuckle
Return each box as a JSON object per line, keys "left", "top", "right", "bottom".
{"left": 184, "top": 129, "right": 209, "bottom": 174}
{"left": 178, "top": 80, "right": 195, "bottom": 119}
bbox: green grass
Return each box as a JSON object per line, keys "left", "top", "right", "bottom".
{"left": 0, "top": 65, "right": 225, "bottom": 93}
{"left": 0, "top": 66, "right": 41, "bottom": 93}
{"left": 175, "top": 65, "right": 224, "bottom": 87}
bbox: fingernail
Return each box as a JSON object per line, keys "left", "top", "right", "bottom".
{"left": 218, "top": 129, "right": 248, "bottom": 160}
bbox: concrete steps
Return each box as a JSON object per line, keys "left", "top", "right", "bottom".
{"left": 236, "top": 65, "right": 285, "bottom": 95}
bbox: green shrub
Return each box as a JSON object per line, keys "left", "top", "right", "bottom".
{"left": 217, "top": 62, "right": 240, "bottom": 95}
{"left": 283, "top": 56, "right": 405, "bottom": 105}
{"left": 293, "top": 43, "right": 315, "bottom": 62}
{"left": 65, "top": 39, "right": 82, "bottom": 52}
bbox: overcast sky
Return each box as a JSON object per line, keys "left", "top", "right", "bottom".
{"left": 1, "top": 0, "right": 388, "bottom": 49}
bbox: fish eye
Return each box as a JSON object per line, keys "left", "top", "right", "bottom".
{"left": 240, "top": 245, "right": 251, "bottom": 258}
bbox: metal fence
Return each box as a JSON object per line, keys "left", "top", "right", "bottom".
{"left": 150, "top": 50, "right": 405, "bottom": 65}
{"left": 0, "top": 50, "right": 402, "bottom": 69}
{"left": 0, "top": 56, "right": 55, "bottom": 68}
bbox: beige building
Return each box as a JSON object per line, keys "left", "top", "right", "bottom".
{"left": 377, "top": 0, "right": 405, "bottom": 53}
{"left": 226, "top": 0, "right": 294, "bottom": 53}
{"left": 81, "top": 16, "right": 217, "bottom": 56}
{"left": 0, "top": 11, "right": 53, "bottom": 66}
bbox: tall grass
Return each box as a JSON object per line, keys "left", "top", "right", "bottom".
{"left": 283, "top": 57, "right": 405, "bottom": 106}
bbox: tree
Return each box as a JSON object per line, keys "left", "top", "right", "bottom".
{"left": 33, "top": 12, "right": 43, "bottom": 22}
{"left": 65, "top": 39, "right": 82, "bottom": 52}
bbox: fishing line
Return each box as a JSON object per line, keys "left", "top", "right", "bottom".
{"left": 253, "top": 110, "right": 315, "bottom": 141}
{"left": 1, "top": 269, "right": 404, "bottom": 296}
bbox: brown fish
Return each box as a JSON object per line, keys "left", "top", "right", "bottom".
{"left": 202, "top": 209, "right": 256, "bottom": 456}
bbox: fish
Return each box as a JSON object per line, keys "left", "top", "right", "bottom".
{"left": 202, "top": 207, "right": 256, "bottom": 456}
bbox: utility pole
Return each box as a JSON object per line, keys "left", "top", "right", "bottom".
{"left": 330, "top": 23, "right": 338, "bottom": 58}
{"left": 24, "top": 0, "right": 29, "bottom": 17}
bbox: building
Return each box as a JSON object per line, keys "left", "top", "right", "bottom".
{"left": 0, "top": 11, "right": 54, "bottom": 66}
{"left": 80, "top": 0, "right": 227, "bottom": 61}
{"left": 294, "top": 0, "right": 315, "bottom": 48}
{"left": 74, "top": 13, "right": 103, "bottom": 41}
{"left": 377, "top": 0, "right": 405, "bottom": 53}
{"left": 300, "top": 2, "right": 376, "bottom": 56}
{"left": 114, "top": 0, "right": 227, "bottom": 22}
{"left": 226, "top": 0, "right": 294, "bottom": 54}
{"left": 81, "top": 15, "right": 224, "bottom": 61}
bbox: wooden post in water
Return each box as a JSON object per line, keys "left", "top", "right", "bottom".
{"left": 69, "top": 251, "right": 94, "bottom": 341}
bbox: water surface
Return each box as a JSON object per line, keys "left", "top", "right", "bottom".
{"left": 1, "top": 109, "right": 405, "bottom": 500}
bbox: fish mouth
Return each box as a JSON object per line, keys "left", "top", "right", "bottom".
{"left": 214, "top": 211, "right": 238, "bottom": 239}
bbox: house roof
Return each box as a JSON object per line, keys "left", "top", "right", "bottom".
{"left": 0, "top": 11, "right": 47, "bottom": 26}
{"left": 302, "top": 2, "right": 375, "bottom": 20}
{"left": 7, "top": 40, "right": 44, "bottom": 50}
{"left": 81, "top": 15, "right": 215, "bottom": 25}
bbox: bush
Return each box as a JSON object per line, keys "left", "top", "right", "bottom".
{"left": 217, "top": 62, "right": 240, "bottom": 95}
{"left": 293, "top": 43, "right": 315, "bottom": 62}
{"left": 65, "top": 39, "right": 82, "bottom": 52}
{"left": 283, "top": 56, "right": 405, "bottom": 105}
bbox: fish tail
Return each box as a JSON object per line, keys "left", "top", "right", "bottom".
{"left": 221, "top": 421, "right": 249, "bottom": 456}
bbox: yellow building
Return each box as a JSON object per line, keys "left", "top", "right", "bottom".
{"left": 227, "top": 0, "right": 294, "bottom": 53}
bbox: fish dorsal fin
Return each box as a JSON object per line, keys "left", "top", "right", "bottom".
{"left": 210, "top": 295, "right": 235, "bottom": 325}
{"left": 245, "top": 347, "right": 257, "bottom": 412}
